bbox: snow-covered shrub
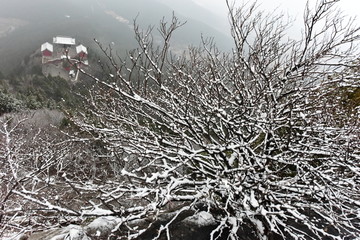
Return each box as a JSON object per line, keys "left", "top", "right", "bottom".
{"left": 4, "top": 1, "right": 360, "bottom": 239}
{"left": 69, "top": 1, "right": 360, "bottom": 239}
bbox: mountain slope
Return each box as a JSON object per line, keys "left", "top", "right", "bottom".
{"left": 0, "top": 0, "right": 233, "bottom": 74}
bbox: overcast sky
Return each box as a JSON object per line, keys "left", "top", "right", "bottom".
{"left": 193, "top": 0, "right": 360, "bottom": 21}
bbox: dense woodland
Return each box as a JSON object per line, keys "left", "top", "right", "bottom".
{"left": 1, "top": 1, "right": 360, "bottom": 240}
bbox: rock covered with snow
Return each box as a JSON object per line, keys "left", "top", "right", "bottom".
{"left": 26, "top": 217, "right": 122, "bottom": 240}
{"left": 85, "top": 216, "right": 121, "bottom": 238}
{"left": 24, "top": 209, "right": 257, "bottom": 240}
{"left": 182, "top": 211, "right": 216, "bottom": 227}
{"left": 64, "top": 226, "right": 89, "bottom": 240}
{"left": 28, "top": 225, "right": 89, "bottom": 240}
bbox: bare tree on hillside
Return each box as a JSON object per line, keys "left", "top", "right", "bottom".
{"left": 8, "top": 1, "right": 360, "bottom": 239}
{"left": 0, "top": 111, "right": 75, "bottom": 238}
{"left": 71, "top": 1, "right": 360, "bottom": 239}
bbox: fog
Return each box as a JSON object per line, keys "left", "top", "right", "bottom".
{"left": 195, "top": 0, "right": 360, "bottom": 20}
{"left": 0, "top": 0, "right": 233, "bottom": 74}
{"left": 0, "top": 0, "right": 358, "bottom": 74}
{"left": 195, "top": 0, "right": 360, "bottom": 39}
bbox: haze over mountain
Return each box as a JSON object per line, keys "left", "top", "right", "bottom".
{"left": 0, "top": 0, "right": 233, "bottom": 74}
{"left": 156, "top": 0, "right": 231, "bottom": 37}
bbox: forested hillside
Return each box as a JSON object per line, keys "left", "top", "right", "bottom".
{"left": 0, "top": 54, "right": 92, "bottom": 115}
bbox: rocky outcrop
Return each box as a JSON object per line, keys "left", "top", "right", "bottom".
{"left": 28, "top": 225, "right": 88, "bottom": 240}
{"left": 24, "top": 211, "right": 227, "bottom": 240}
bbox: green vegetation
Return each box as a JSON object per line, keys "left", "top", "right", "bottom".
{"left": 0, "top": 68, "right": 89, "bottom": 115}
{"left": 340, "top": 86, "right": 360, "bottom": 110}
{"left": 0, "top": 88, "right": 24, "bottom": 115}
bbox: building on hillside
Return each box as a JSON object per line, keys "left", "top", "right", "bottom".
{"left": 76, "top": 44, "right": 88, "bottom": 59}
{"left": 41, "top": 36, "right": 88, "bottom": 81}
{"left": 41, "top": 42, "right": 53, "bottom": 57}
{"left": 53, "top": 36, "right": 76, "bottom": 47}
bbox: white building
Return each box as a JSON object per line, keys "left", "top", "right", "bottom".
{"left": 41, "top": 36, "right": 88, "bottom": 81}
